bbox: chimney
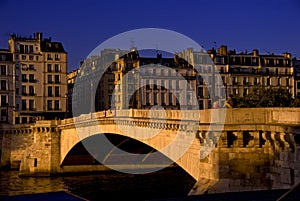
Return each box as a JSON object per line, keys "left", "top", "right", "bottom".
{"left": 35, "top": 32, "right": 43, "bottom": 41}
{"left": 217, "top": 45, "right": 227, "bottom": 55}
{"left": 283, "top": 52, "right": 291, "bottom": 59}
{"left": 253, "top": 49, "right": 259, "bottom": 56}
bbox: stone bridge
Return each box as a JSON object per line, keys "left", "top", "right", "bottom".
{"left": 1, "top": 108, "right": 300, "bottom": 195}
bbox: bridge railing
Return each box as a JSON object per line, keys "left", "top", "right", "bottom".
{"left": 57, "top": 107, "right": 300, "bottom": 128}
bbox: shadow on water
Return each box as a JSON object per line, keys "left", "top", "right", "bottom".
{"left": 0, "top": 166, "right": 196, "bottom": 201}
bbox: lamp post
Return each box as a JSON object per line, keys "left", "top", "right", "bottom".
{"left": 65, "top": 93, "right": 68, "bottom": 118}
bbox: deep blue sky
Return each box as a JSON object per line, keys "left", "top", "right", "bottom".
{"left": 1, "top": 0, "right": 300, "bottom": 72}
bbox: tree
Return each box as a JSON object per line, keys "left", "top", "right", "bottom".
{"left": 233, "top": 85, "right": 294, "bottom": 108}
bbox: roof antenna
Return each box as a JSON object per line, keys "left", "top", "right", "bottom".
{"left": 130, "top": 38, "right": 136, "bottom": 51}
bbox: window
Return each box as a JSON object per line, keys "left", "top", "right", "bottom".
{"left": 54, "top": 100, "right": 59, "bottom": 110}
{"left": 54, "top": 64, "right": 59, "bottom": 72}
{"left": 22, "top": 55, "right": 26, "bottom": 60}
{"left": 48, "top": 75, "right": 52, "bottom": 83}
{"left": 22, "top": 100, "right": 26, "bottom": 110}
{"left": 55, "top": 54, "right": 59, "bottom": 60}
{"left": 146, "top": 93, "right": 150, "bottom": 105}
{"left": 146, "top": 80, "right": 150, "bottom": 89}
{"left": 243, "top": 88, "right": 248, "bottom": 96}
{"left": 266, "top": 68, "right": 269, "bottom": 74}
{"left": 169, "top": 93, "right": 173, "bottom": 105}
{"left": 29, "top": 74, "right": 35, "bottom": 82}
{"left": 22, "top": 86, "right": 26, "bottom": 95}
{"left": 161, "top": 93, "right": 165, "bottom": 104}
{"left": 48, "top": 86, "right": 53, "bottom": 97}
{"left": 267, "top": 78, "right": 270, "bottom": 86}
{"left": 1, "top": 109, "right": 6, "bottom": 118}
{"left": 1, "top": 95, "right": 7, "bottom": 106}
{"left": 55, "top": 86, "right": 59, "bottom": 97}
{"left": 54, "top": 75, "right": 59, "bottom": 83}
{"left": 15, "top": 55, "right": 19, "bottom": 60}
{"left": 1, "top": 65, "right": 6, "bottom": 75}
{"left": 198, "top": 100, "right": 204, "bottom": 109}
{"left": 20, "top": 44, "right": 24, "bottom": 53}
{"left": 1, "top": 80, "right": 6, "bottom": 90}
{"left": 29, "top": 64, "right": 34, "bottom": 70}
{"left": 169, "top": 80, "right": 173, "bottom": 89}
{"left": 29, "top": 86, "right": 34, "bottom": 96}
{"left": 197, "top": 87, "right": 203, "bottom": 98}
{"left": 153, "top": 80, "right": 157, "bottom": 89}
{"left": 233, "top": 88, "right": 238, "bottom": 95}
{"left": 47, "top": 54, "right": 52, "bottom": 60}
{"left": 29, "top": 45, "right": 33, "bottom": 53}
{"left": 22, "top": 74, "right": 27, "bottom": 82}
{"left": 29, "top": 100, "right": 34, "bottom": 110}
{"left": 254, "top": 77, "right": 258, "bottom": 85}
{"left": 22, "top": 117, "right": 27, "bottom": 124}
{"left": 29, "top": 55, "right": 34, "bottom": 61}
{"left": 176, "top": 80, "right": 180, "bottom": 89}
{"left": 47, "top": 64, "right": 52, "bottom": 72}
{"left": 34, "top": 158, "right": 37, "bottom": 167}
{"left": 232, "top": 77, "right": 237, "bottom": 85}
{"left": 154, "top": 92, "right": 158, "bottom": 104}
{"left": 286, "top": 78, "right": 289, "bottom": 86}
{"left": 15, "top": 117, "right": 20, "bottom": 124}
{"left": 36, "top": 56, "right": 39, "bottom": 61}
{"left": 47, "top": 100, "right": 52, "bottom": 110}
{"left": 297, "top": 82, "right": 300, "bottom": 89}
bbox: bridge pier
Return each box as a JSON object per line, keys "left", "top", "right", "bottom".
{"left": 189, "top": 130, "right": 300, "bottom": 195}
{"left": 17, "top": 121, "right": 62, "bottom": 177}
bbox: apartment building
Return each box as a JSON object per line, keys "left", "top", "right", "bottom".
{"left": 70, "top": 48, "right": 198, "bottom": 113}
{"left": 178, "top": 45, "right": 295, "bottom": 108}
{"left": 0, "top": 32, "right": 67, "bottom": 124}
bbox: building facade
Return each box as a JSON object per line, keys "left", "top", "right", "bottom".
{"left": 69, "top": 45, "right": 296, "bottom": 114}
{"left": 178, "top": 45, "right": 295, "bottom": 108}
{"left": 0, "top": 50, "right": 14, "bottom": 123}
{"left": 0, "top": 32, "right": 67, "bottom": 124}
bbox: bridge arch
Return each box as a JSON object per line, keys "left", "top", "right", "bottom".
{"left": 61, "top": 133, "right": 175, "bottom": 170}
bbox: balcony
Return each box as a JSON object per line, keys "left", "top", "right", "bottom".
{"left": 22, "top": 79, "right": 28, "bottom": 82}
{"left": 229, "top": 68, "right": 259, "bottom": 74}
{"left": 29, "top": 79, "right": 38, "bottom": 83}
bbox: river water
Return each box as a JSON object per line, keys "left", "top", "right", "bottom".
{"left": 0, "top": 166, "right": 196, "bottom": 201}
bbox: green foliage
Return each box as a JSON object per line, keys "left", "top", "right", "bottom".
{"left": 232, "top": 85, "right": 296, "bottom": 108}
